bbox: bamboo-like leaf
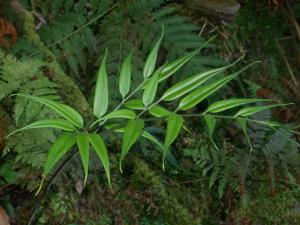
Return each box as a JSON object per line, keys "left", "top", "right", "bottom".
{"left": 159, "top": 48, "right": 200, "bottom": 82}
{"left": 44, "top": 132, "right": 76, "bottom": 175}
{"left": 142, "top": 66, "right": 163, "bottom": 106}
{"left": 205, "top": 98, "right": 273, "bottom": 113}
{"left": 77, "top": 132, "right": 90, "bottom": 185}
{"left": 142, "top": 131, "right": 165, "bottom": 151}
{"left": 88, "top": 133, "right": 111, "bottom": 187}
{"left": 204, "top": 115, "right": 218, "bottom": 150}
{"left": 119, "top": 53, "right": 132, "bottom": 98}
{"left": 14, "top": 94, "right": 83, "bottom": 128}
{"left": 94, "top": 50, "right": 108, "bottom": 118}
{"left": 164, "top": 113, "right": 183, "bottom": 154}
{"left": 143, "top": 28, "right": 164, "bottom": 78}
{"left": 178, "top": 74, "right": 237, "bottom": 111}
{"left": 120, "top": 119, "right": 144, "bottom": 172}
{"left": 124, "top": 99, "right": 144, "bottom": 110}
{"left": 162, "top": 66, "right": 231, "bottom": 102}
{"left": 236, "top": 118, "right": 252, "bottom": 151}
{"left": 149, "top": 105, "right": 171, "bottom": 117}
{"left": 161, "top": 58, "right": 252, "bottom": 102}
{"left": 234, "top": 103, "right": 292, "bottom": 117}
{"left": 91, "top": 109, "right": 136, "bottom": 127}
{"left": 6, "top": 119, "right": 76, "bottom": 138}
{"left": 101, "top": 109, "right": 136, "bottom": 120}
{"left": 159, "top": 36, "right": 216, "bottom": 82}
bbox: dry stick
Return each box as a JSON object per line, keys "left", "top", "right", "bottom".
{"left": 275, "top": 38, "right": 298, "bottom": 87}
{"left": 26, "top": 149, "right": 78, "bottom": 225}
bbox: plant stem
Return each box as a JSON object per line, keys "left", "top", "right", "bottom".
{"left": 96, "top": 80, "right": 148, "bottom": 129}
{"left": 26, "top": 149, "right": 78, "bottom": 225}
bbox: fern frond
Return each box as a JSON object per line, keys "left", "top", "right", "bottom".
{"left": 0, "top": 52, "right": 44, "bottom": 100}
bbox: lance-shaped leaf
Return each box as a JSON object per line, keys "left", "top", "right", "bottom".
{"left": 236, "top": 118, "right": 252, "bottom": 151}
{"left": 120, "top": 119, "right": 144, "bottom": 172}
{"left": 90, "top": 109, "right": 136, "bottom": 127}
{"left": 124, "top": 99, "right": 144, "bottom": 110}
{"left": 94, "top": 50, "right": 108, "bottom": 118}
{"left": 142, "top": 130, "right": 178, "bottom": 167}
{"left": 234, "top": 103, "right": 292, "bottom": 117}
{"left": 161, "top": 66, "right": 231, "bottom": 102}
{"left": 143, "top": 28, "right": 164, "bottom": 78}
{"left": 6, "top": 119, "right": 76, "bottom": 138}
{"left": 77, "top": 133, "right": 90, "bottom": 185}
{"left": 14, "top": 94, "right": 83, "bottom": 128}
{"left": 178, "top": 74, "right": 237, "bottom": 111}
{"left": 88, "top": 133, "right": 111, "bottom": 187}
{"left": 149, "top": 105, "right": 171, "bottom": 117}
{"left": 204, "top": 115, "right": 218, "bottom": 150}
{"left": 161, "top": 58, "right": 251, "bottom": 102}
{"left": 142, "top": 131, "right": 166, "bottom": 152}
{"left": 142, "top": 66, "right": 163, "bottom": 106}
{"left": 44, "top": 132, "right": 76, "bottom": 175}
{"left": 159, "top": 36, "right": 216, "bottom": 82}
{"left": 119, "top": 53, "right": 132, "bottom": 98}
{"left": 205, "top": 98, "right": 273, "bottom": 114}
{"left": 164, "top": 113, "right": 183, "bottom": 154}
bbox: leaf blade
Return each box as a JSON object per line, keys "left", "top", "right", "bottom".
{"left": 178, "top": 74, "right": 237, "bottom": 111}
{"left": 77, "top": 132, "right": 90, "bottom": 185}
{"left": 88, "top": 133, "right": 111, "bottom": 187}
{"left": 143, "top": 28, "right": 164, "bottom": 78}
{"left": 119, "top": 53, "right": 132, "bottom": 98}
{"left": 44, "top": 132, "right": 76, "bottom": 175}
{"left": 94, "top": 50, "right": 109, "bottom": 118}
{"left": 6, "top": 119, "right": 76, "bottom": 138}
{"left": 120, "top": 119, "right": 144, "bottom": 172}
{"left": 14, "top": 94, "right": 83, "bottom": 128}
{"left": 164, "top": 113, "right": 183, "bottom": 155}
{"left": 205, "top": 98, "right": 273, "bottom": 113}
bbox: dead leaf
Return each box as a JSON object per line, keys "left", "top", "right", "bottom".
{"left": 0, "top": 207, "right": 10, "bottom": 225}
{"left": 75, "top": 180, "right": 84, "bottom": 194}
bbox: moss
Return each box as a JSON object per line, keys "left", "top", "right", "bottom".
{"left": 131, "top": 158, "right": 202, "bottom": 225}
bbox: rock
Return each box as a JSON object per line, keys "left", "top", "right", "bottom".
{"left": 0, "top": 207, "right": 10, "bottom": 225}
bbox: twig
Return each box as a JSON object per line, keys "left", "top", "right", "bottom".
{"left": 275, "top": 38, "right": 298, "bottom": 87}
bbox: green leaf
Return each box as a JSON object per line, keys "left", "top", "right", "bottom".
{"left": 142, "top": 66, "right": 163, "bottom": 106}
{"left": 77, "top": 132, "right": 90, "bottom": 185}
{"left": 143, "top": 28, "right": 164, "bottom": 78}
{"left": 204, "top": 115, "right": 218, "bottom": 150}
{"left": 94, "top": 50, "right": 109, "bottom": 118}
{"left": 161, "top": 66, "right": 230, "bottom": 102}
{"left": 161, "top": 58, "right": 254, "bottom": 102}
{"left": 6, "top": 119, "right": 76, "bottom": 138}
{"left": 91, "top": 109, "right": 137, "bottom": 127}
{"left": 178, "top": 74, "right": 237, "bottom": 110}
{"left": 159, "top": 48, "right": 200, "bottom": 82}
{"left": 236, "top": 118, "right": 252, "bottom": 151}
{"left": 148, "top": 105, "right": 171, "bottom": 117}
{"left": 14, "top": 94, "right": 83, "bottom": 128}
{"left": 142, "top": 131, "right": 166, "bottom": 152}
{"left": 124, "top": 99, "right": 144, "bottom": 110}
{"left": 120, "top": 119, "right": 144, "bottom": 172}
{"left": 44, "top": 132, "right": 76, "bottom": 175}
{"left": 159, "top": 36, "right": 216, "bottom": 82}
{"left": 234, "top": 103, "right": 292, "bottom": 117}
{"left": 88, "top": 133, "right": 111, "bottom": 187}
{"left": 119, "top": 53, "right": 132, "bottom": 98}
{"left": 102, "top": 109, "right": 136, "bottom": 120}
{"left": 164, "top": 113, "right": 183, "bottom": 153}
{"left": 205, "top": 98, "right": 273, "bottom": 113}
